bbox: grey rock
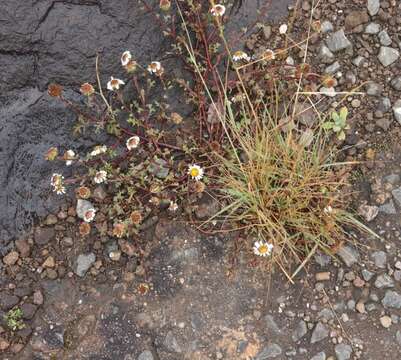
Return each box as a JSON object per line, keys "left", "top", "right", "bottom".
{"left": 378, "top": 46, "right": 399, "bottom": 67}
{"left": 318, "top": 44, "right": 335, "bottom": 64}
{"left": 347, "top": 299, "right": 356, "bottom": 310}
{"left": 311, "top": 322, "right": 329, "bottom": 344}
{"left": 382, "top": 290, "right": 401, "bottom": 308}
{"left": 256, "top": 344, "right": 282, "bottom": 359}
{"left": 335, "top": 343, "right": 352, "bottom": 360}
{"left": 392, "top": 187, "right": 401, "bottom": 206}
{"left": 337, "top": 246, "right": 359, "bottom": 267}
{"left": 379, "top": 200, "right": 397, "bottom": 215}
{"left": 393, "top": 100, "right": 401, "bottom": 125}
{"left": 378, "top": 97, "right": 391, "bottom": 113}
{"left": 366, "top": 82, "right": 383, "bottom": 96}
{"left": 321, "top": 21, "right": 334, "bottom": 33}
{"left": 148, "top": 158, "right": 169, "bottom": 179}
{"left": 371, "top": 251, "right": 387, "bottom": 268}
{"left": 318, "top": 308, "right": 334, "bottom": 321}
{"left": 345, "top": 11, "right": 369, "bottom": 29}
{"left": 374, "top": 274, "right": 394, "bottom": 288}
{"left": 362, "top": 269, "right": 374, "bottom": 281}
{"left": 325, "top": 61, "right": 340, "bottom": 74}
{"left": 138, "top": 350, "right": 154, "bottom": 360}
{"left": 396, "top": 330, "right": 401, "bottom": 346}
{"left": 292, "top": 320, "right": 308, "bottom": 342}
{"left": 391, "top": 76, "right": 401, "bottom": 91}
{"left": 20, "top": 303, "right": 37, "bottom": 320}
{"left": 74, "top": 253, "right": 96, "bottom": 277}
{"left": 264, "top": 314, "right": 281, "bottom": 334}
{"left": 365, "top": 23, "right": 380, "bottom": 34}
{"left": 164, "top": 331, "right": 182, "bottom": 353}
{"left": 385, "top": 174, "right": 400, "bottom": 184}
{"left": 0, "top": 292, "right": 20, "bottom": 311}
{"left": 358, "top": 204, "right": 379, "bottom": 222}
{"left": 352, "top": 56, "right": 365, "bottom": 67}
{"left": 326, "top": 30, "right": 352, "bottom": 53}
{"left": 394, "top": 270, "right": 401, "bottom": 282}
{"left": 76, "top": 199, "right": 95, "bottom": 220}
{"left": 34, "top": 227, "right": 55, "bottom": 246}
{"left": 367, "top": 0, "right": 380, "bottom": 16}
{"left": 315, "top": 253, "right": 331, "bottom": 267}
{"left": 311, "top": 352, "right": 326, "bottom": 360}
{"left": 379, "top": 30, "right": 392, "bottom": 46}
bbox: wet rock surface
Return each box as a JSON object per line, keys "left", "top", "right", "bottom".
{"left": 0, "top": 0, "right": 293, "bottom": 251}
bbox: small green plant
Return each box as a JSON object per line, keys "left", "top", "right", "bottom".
{"left": 4, "top": 308, "right": 25, "bottom": 331}
{"left": 322, "top": 107, "right": 350, "bottom": 141}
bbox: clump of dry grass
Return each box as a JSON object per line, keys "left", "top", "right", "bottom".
{"left": 211, "top": 97, "right": 360, "bottom": 278}
{"left": 178, "top": 0, "right": 374, "bottom": 280}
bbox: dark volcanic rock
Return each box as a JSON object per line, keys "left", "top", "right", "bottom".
{"left": 0, "top": 0, "right": 293, "bottom": 250}
{"left": 0, "top": 0, "right": 170, "bottom": 248}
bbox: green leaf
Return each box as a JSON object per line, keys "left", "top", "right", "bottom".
{"left": 332, "top": 125, "right": 341, "bottom": 132}
{"left": 331, "top": 112, "right": 339, "bottom": 122}
{"left": 339, "top": 106, "right": 348, "bottom": 121}
{"left": 322, "top": 122, "right": 333, "bottom": 130}
{"left": 337, "top": 131, "right": 346, "bottom": 141}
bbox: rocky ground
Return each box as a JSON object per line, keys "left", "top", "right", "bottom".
{"left": 2, "top": 0, "right": 401, "bottom": 359}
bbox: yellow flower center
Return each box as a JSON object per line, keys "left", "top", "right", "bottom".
{"left": 259, "top": 245, "right": 268, "bottom": 254}
{"left": 190, "top": 168, "right": 199, "bottom": 177}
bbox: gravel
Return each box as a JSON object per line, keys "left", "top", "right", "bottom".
{"left": 337, "top": 246, "right": 359, "bottom": 267}
{"left": 335, "top": 343, "right": 353, "bottom": 360}
{"left": 74, "top": 253, "right": 96, "bottom": 277}
{"left": 310, "top": 352, "right": 326, "bottom": 360}
{"left": 365, "top": 23, "right": 381, "bottom": 34}
{"left": 374, "top": 274, "right": 394, "bottom": 289}
{"left": 326, "top": 30, "right": 352, "bottom": 53}
{"left": 382, "top": 290, "right": 401, "bottom": 309}
{"left": 371, "top": 251, "right": 387, "bottom": 268}
{"left": 310, "top": 322, "right": 329, "bottom": 344}
{"left": 76, "top": 199, "right": 95, "bottom": 220}
{"left": 138, "top": 350, "right": 154, "bottom": 360}
{"left": 367, "top": 0, "right": 380, "bottom": 16}
{"left": 256, "top": 344, "right": 282, "bottom": 359}
{"left": 377, "top": 46, "right": 399, "bottom": 67}
{"left": 292, "top": 320, "right": 308, "bottom": 342}
{"left": 393, "top": 100, "right": 401, "bottom": 125}
{"left": 378, "top": 30, "right": 392, "bottom": 46}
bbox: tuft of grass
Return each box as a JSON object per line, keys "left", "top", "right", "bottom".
{"left": 4, "top": 307, "right": 25, "bottom": 331}
{"left": 178, "top": 0, "right": 376, "bottom": 280}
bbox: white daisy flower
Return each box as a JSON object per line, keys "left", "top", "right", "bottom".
{"left": 107, "top": 76, "right": 125, "bottom": 91}
{"left": 90, "top": 145, "right": 107, "bottom": 157}
{"left": 253, "top": 241, "right": 274, "bottom": 257}
{"left": 126, "top": 136, "right": 140, "bottom": 150}
{"left": 323, "top": 205, "right": 333, "bottom": 214}
{"left": 55, "top": 186, "right": 66, "bottom": 195}
{"left": 121, "top": 51, "right": 132, "bottom": 67}
{"left": 232, "top": 50, "right": 251, "bottom": 62}
{"left": 262, "top": 49, "right": 276, "bottom": 61}
{"left": 168, "top": 201, "right": 178, "bottom": 212}
{"left": 64, "top": 149, "right": 76, "bottom": 166}
{"left": 83, "top": 208, "right": 96, "bottom": 223}
{"left": 188, "top": 164, "right": 204, "bottom": 181}
{"left": 210, "top": 4, "right": 226, "bottom": 16}
{"left": 279, "top": 24, "right": 288, "bottom": 34}
{"left": 94, "top": 170, "right": 107, "bottom": 184}
{"left": 50, "top": 173, "right": 66, "bottom": 195}
{"left": 147, "top": 61, "right": 164, "bottom": 76}
{"left": 51, "top": 173, "right": 64, "bottom": 186}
